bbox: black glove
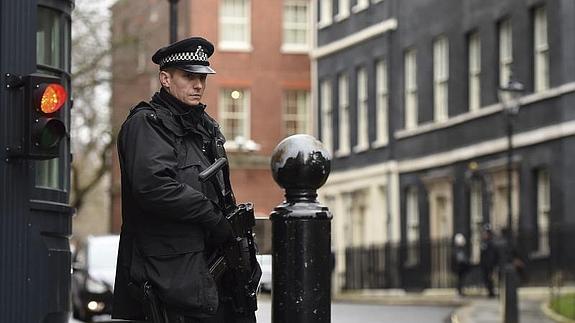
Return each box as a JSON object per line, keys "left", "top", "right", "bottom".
{"left": 209, "top": 216, "right": 234, "bottom": 247}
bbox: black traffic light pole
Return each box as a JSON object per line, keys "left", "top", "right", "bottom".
{"left": 169, "top": 0, "right": 179, "bottom": 43}
{"left": 270, "top": 134, "right": 332, "bottom": 323}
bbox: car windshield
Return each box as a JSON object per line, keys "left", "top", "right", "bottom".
{"left": 87, "top": 236, "right": 119, "bottom": 270}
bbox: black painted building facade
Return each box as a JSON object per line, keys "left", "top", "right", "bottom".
{"left": 314, "top": 0, "right": 575, "bottom": 291}
{"left": 0, "top": 0, "right": 74, "bottom": 321}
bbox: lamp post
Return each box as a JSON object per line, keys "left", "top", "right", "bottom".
{"left": 168, "top": 0, "right": 179, "bottom": 43}
{"left": 499, "top": 77, "right": 524, "bottom": 242}
{"left": 498, "top": 77, "right": 524, "bottom": 323}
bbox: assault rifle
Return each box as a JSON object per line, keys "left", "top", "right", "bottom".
{"left": 199, "top": 157, "right": 261, "bottom": 315}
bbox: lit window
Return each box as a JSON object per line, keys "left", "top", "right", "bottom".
{"left": 283, "top": 1, "right": 309, "bottom": 52}
{"left": 406, "top": 186, "right": 420, "bottom": 265}
{"left": 536, "top": 169, "right": 550, "bottom": 256}
{"left": 433, "top": 36, "right": 449, "bottom": 122}
{"left": 499, "top": 19, "right": 513, "bottom": 87}
{"left": 468, "top": 32, "right": 481, "bottom": 112}
{"left": 337, "top": 74, "right": 350, "bottom": 155}
{"left": 534, "top": 6, "right": 549, "bottom": 92}
{"left": 319, "top": 0, "right": 332, "bottom": 27}
{"left": 320, "top": 80, "right": 333, "bottom": 154}
{"left": 355, "top": 67, "right": 368, "bottom": 151}
{"left": 404, "top": 49, "right": 418, "bottom": 129}
{"left": 220, "top": 89, "right": 250, "bottom": 142}
{"left": 283, "top": 90, "right": 309, "bottom": 136}
{"left": 375, "top": 60, "right": 388, "bottom": 145}
{"left": 219, "top": 0, "right": 251, "bottom": 50}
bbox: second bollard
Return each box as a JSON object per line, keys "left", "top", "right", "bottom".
{"left": 270, "top": 134, "right": 332, "bottom": 323}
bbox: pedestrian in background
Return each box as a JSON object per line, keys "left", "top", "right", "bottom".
{"left": 480, "top": 224, "right": 498, "bottom": 298}
{"left": 452, "top": 233, "right": 470, "bottom": 296}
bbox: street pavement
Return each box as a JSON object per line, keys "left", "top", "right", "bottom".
{"left": 256, "top": 294, "right": 455, "bottom": 323}
{"left": 71, "top": 288, "right": 561, "bottom": 323}
{"left": 452, "top": 294, "right": 555, "bottom": 323}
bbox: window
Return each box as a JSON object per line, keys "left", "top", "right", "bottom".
{"left": 375, "top": 60, "right": 388, "bottom": 145}
{"left": 534, "top": 6, "right": 549, "bottom": 92}
{"left": 351, "top": 189, "right": 368, "bottom": 247}
{"left": 352, "top": 0, "right": 369, "bottom": 13}
{"left": 320, "top": 80, "right": 333, "bottom": 154}
{"left": 404, "top": 49, "right": 418, "bottom": 129}
{"left": 283, "top": 1, "right": 309, "bottom": 52}
{"left": 219, "top": 0, "right": 251, "bottom": 50}
{"left": 355, "top": 67, "right": 368, "bottom": 151}
{"left": 319, "top": 0, "right": 332, "bottom": 27}
{"left": 283, "top": 90, "right": 310, "bottom": 136}
{"left": 468, "top": 32, "right": 481, "bottom": 112}
{"left": 406, "top": 186, "right": 420, "bottom": 265}
{"left": 220, "top": 89, "right": 250, "bottom": 143}
{"left": 337, "top": 74, "right": 350, "bottom": 155}
{"left": 335, "top": 0, "right": 350, "bottom": 21}
{"left": 433, "top": 36, "right": 449, "bottom": 122}
{"left": 499, "top": 19, "right": 513, "bottom": 87}
{"left": 470, "top": 180, "right": 483, "bottom": 264}
{"left": 536, "top": 169, "right": 550, "bottom": 256}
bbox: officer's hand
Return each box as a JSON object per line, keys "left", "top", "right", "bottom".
{"left": 209, "top": 216, "right": 234, "bottom": 247}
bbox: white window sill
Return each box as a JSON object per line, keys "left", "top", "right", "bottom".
{"left": 372, "top": 139, "right": 388, "bottom": 148}
{"left": 334, "top": 13, "right": 349, "bottom": 23}
{"left": 372, "top": 0, "right": 384, "bottom": 3}
{"left": 352, "top": 4, "right": 369, "bottom": 14}
{"left": 394, "top": 81, "right": 575, "bottom": 140}
{"left": 353, "top": 144, "right": 369, "bottom": 153}
{"left": 335, "top": 149, "right": 351, "bottom": 158}
{"left": 280, "top": 44, "right": 310, "bottom": 54}
{"left": 318, "top": 20, "right": 333, "bottom": 30}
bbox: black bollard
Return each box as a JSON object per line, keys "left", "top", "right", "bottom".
{"left": 502, "top": 263, "right": 520, "bottom": 323}
{"left": 270, "top": 134, "right": 333, "bottom": 323}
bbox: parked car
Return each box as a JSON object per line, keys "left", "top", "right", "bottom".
{"left": 256, "top": 254, "right": 272, "bottom": 292}
{"left": 71, "top": 235, "right": 119, "bottom": 322}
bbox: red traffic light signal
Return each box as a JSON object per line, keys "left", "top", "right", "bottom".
{"left": 13, "top": 74, "right": 70, "bottom": 159}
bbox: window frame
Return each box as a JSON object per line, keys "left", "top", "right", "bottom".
{"left": 499, "top": 18, "right": 513, "bottom": 88}
{"left": 354, "top": 67, "right": 369, "bottom": 152}
{"left": 405, "top": 186, "right": 420, "bottom": 266}
{"left": 320, "top": 80, "right": 333, "bottom": 154}
{"left": 219, "top": 0, "right": 252, "bottom": 51}
{"left": 282, "top": 0, "right": 310, "bottom": 53}
{"left": 433, "top": 36, "right": 449, "bottom": 122}
{"left": 404, "top": 49, "right": 418, "bottom": 130}
{"left": 374, "top": 59, "right": 389, "bottom": 146}
{"left": 219, "top": 88, "right": 251, "bottom": 148}
{"left": 337, "top": 73, "right": 350, "bottom": 156}
{"left": 534, "top": 6, "right": 549, "bottom": 92}
{"left": 468, "top": 32, "right": 481, "bottom": 112}
{"left": 282, "top": 89, "right": 310, "bottom": 136}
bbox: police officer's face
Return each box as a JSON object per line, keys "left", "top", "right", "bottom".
{"left": 160, "top": 69, "right": 207, "bottom": 106}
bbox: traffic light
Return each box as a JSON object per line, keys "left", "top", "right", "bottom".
{"left": 21, "top": 73, "right": 68, "bottom": 159}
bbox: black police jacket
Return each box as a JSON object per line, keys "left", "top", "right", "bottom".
{"left": 112, "top": 91, "right": 227, "bottom": 320}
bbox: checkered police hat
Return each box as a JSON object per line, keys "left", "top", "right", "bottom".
{"left": 152, "top": 37, "right": 216, "bottom": 74}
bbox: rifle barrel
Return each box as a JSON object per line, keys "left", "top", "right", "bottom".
{"left": 199, "top": 157, "right": 228, "bottom": 182}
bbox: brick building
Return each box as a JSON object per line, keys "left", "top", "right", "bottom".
{"left": 110, "top": 0, "right": 312, "bottom": 252}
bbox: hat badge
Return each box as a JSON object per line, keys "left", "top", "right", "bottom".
{"left": 194, "top": 45, "right": 207, "bottom": 62}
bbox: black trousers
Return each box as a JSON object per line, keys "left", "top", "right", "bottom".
{"left": 481, "top": 267, "right": 496, "bottom": 297}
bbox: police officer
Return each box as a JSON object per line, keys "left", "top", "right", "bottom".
{"left": 112, "top": 37, "right": 255, "bottom": 323}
